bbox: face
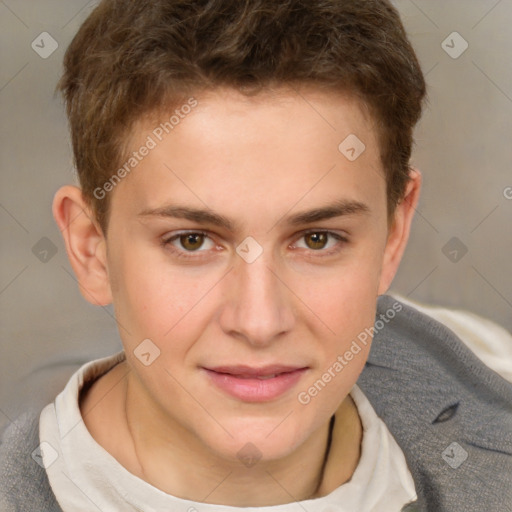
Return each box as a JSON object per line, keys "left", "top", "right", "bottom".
{"left": 101, "top": 86, "right": 399, "bottom": 463}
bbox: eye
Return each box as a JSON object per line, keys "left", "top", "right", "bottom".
{"left": 161, "top": 229, "right": 348, "bottom": 261}
{"left": 292, "top": 230, "right": 348, "bottom": 255}
{"left": 162, "top": 231, "right": 215, "bottom": 255}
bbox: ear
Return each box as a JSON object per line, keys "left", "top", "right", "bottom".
{"left": 377, "top": 168, "right": 422, "bottom": 295}
{"left": 52, "top": 185, "right": 112, "bottom": 306}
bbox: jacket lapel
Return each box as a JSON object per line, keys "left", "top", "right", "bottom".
{"left": 357, "top": 295, "right": 512, "bottom": 511}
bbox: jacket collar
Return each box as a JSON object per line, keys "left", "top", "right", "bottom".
{"left": 357, "top": 295, "right": 512, "bottom": 510}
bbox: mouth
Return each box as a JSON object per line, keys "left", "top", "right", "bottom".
{"left": 201, "top": 364, "right": 309, "bottom": 402}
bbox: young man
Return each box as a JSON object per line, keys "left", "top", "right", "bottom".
{"left": 1, "top": 0, "right": 511, "bottom": 511}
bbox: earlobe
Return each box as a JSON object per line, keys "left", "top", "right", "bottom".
{"left": 52, "top": 185, "right": 113, "bottom": 306}
{"left": 377, "top": 168, "right": 422, "bottom": 295}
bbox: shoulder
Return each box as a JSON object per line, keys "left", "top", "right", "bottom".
{"left": 364, "top": 294, "right": 512, "bottom": 403}
{"left": 390, "top": 294, "right": 512, "bottom": 382}
{"left": 358, "top": 295, "right": 512, "bottom": 511}
{"left": 0, "top": 408, "right": 62, "bottom": 512}
{"left": 363, "top": 295, "right": 512, "bottom": 437}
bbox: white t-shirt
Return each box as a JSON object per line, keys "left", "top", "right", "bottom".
{"left": 39, "top": 351, "right": 417, "bottom": 512}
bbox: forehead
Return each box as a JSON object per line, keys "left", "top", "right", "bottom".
{"left": 110, "top": 86, "right": 385, "bottom": 227}
{"left": 130, "top": 85, "right": 378, "bottom": 160}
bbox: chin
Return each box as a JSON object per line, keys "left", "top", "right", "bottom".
{"left": 201, "top": 416, "right": 309, "bottom": 465}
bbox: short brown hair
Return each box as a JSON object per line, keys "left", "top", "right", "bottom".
{"left": 58, "top": 0, "right": 426, "bottom": 233}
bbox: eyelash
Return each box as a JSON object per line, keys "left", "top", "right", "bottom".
{"left": 161, "top": 230, "right": 349, "bottom": 261}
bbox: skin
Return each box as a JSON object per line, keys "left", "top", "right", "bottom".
{"left": 53, "top": 85, "right": 421, "bottom": 506}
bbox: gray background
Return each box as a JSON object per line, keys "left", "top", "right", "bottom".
{"left": 1, "top": 0, "right": 511, "bottom": 431}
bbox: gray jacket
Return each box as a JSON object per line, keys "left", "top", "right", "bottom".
{"left": 1, "top": 295, "right": 511, "bottom": 511}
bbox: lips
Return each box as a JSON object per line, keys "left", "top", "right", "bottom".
{"left": 202, "top": 364, "right": 309, "bottom": 402}
{"left": 205, "top": 364, "right": 306, "bottom": 378}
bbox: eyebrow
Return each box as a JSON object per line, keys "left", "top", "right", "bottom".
{"left": 137, "top": 199, "right": 370, "bottom": 231}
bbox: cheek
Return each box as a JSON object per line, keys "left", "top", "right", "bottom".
{"left": 108, "top": 245, "right": 183, "bottom": 340}
{"left": 108, "top": 244, "right": 223, "bottom": 357}
{"left": 291, "top": 252, "right": 382, "bottom": 390}
{"left": 297, "top": 257, "right": 381, "bottom": 337}
{"left": 316, "top": 279, "right": 376, "bottom": 374}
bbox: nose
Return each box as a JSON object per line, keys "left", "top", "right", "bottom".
{"left": 218, "top": 250, "right": 296, "bottom": 348}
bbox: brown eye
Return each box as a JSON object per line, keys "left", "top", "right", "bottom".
{"left": 292, "top": 230, "right": 348, "bottom": 257}
{"left": 162, "top": 231, "right": 216, "bottom": 258}
{"left": 304, "top": 232, "right": 328, "bottom": 250}
{"left": 179, "top": 233, "right": 205, "bottom": 251}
